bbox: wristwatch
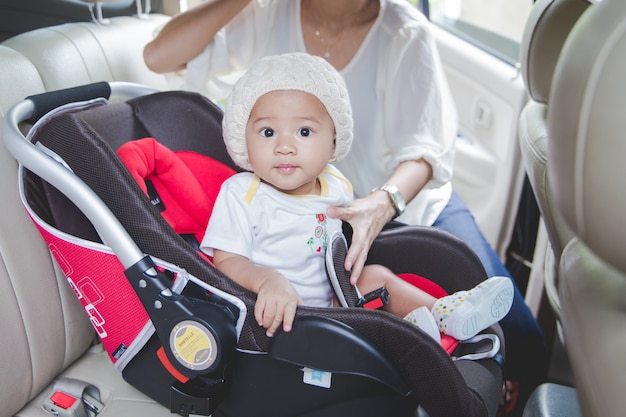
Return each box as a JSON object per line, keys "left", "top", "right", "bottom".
{"left": 371, "top": 184, "right": 406, "bottom": 218}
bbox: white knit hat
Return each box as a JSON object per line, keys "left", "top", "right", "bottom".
{"left": 222, "top": 52, "right": 353, "bottom": 171}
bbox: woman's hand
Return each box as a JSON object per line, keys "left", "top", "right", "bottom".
{"left": 327, "top": 159, "right": 433, "bottom": 284}
{"left": 326, "top": 191, "right": 395, "bottom": 285}
{"left": 255, "top": 274, "right": 302, "bottom": 337}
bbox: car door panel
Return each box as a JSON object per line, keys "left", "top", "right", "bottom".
{"left": 432, "top": 24, "right": 528, "bottom": 259}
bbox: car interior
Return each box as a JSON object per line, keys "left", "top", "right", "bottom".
{"left": 0, "top": 0, "right": 624, "bottom": 416}
{"left": 518, "top": 0, "right": 590, "bottom": 363}
{"left": 546, "top": 0, "right": 626, "bottom": 415}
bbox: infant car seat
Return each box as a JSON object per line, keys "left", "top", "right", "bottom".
{"left": 2, "top": 82, "right": 506, "bottom": 417}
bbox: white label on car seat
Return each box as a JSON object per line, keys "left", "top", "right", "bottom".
{"left": 302, "top": 368, "right": 332, "bottom": 388}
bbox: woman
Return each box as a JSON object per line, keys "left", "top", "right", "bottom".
{"left": 144, "top": 0, "right": 546, "bottom": 412}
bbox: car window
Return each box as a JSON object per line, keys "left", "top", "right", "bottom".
{"left": 412, "top": 0, "right": 532, "bottom": 65}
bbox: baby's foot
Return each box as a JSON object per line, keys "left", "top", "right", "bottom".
{"left": 404, "top": 306, "right": 441, "bottom": 343}
{"left": 431, "top": 276, "right": 513, "bottom": 340}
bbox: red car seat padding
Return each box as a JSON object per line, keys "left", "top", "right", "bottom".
{"left": 117, "top": 137, "right": 235, "bottom": 243}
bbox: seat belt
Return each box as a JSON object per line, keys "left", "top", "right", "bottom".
{"left": 43, "top": 377, "right": 104, "bottom": 417}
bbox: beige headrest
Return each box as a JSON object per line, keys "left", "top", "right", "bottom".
{"left": 519, "top": 0, "right": 591, "bottom": 104}
{"left": 548, "top": 0, "right": 626, "bottom": 273}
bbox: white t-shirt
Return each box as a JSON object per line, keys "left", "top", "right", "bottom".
{"left": 185, "top": 0, "right": 458, "bottom": 226}
{"left": 201, "top": 165, "right": 353, "bottom": 307}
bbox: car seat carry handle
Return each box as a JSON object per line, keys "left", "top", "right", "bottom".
{"left": 25, "top": 82, "right": 112, "bottom": 123}
{"left": 270, "top": 315, "right": 411, "bottom": 397}
{"left": 4, "top": 83, "right": 161, "bottom": 269}
{"left": 4, "top": 98, "right": 148, "bottom": 268}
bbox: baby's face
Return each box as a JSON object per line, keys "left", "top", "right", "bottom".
{"left": 246, "top": 90, "right": 336, "bottom": 195}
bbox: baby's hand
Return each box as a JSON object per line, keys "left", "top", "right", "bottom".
{"left": 255, "top": 274, "right": 302, "bottom": 337}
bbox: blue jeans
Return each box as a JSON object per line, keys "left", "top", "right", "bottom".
{"left": 433, "top": 191, "right": 547, "bottom": 389}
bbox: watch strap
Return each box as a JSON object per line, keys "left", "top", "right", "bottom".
{"left": 371, "top": 184, "right": 406, "bottom": 218}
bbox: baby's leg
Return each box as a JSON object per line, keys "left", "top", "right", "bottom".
{"left": 359, "top": 265, "right": 514, "bottom": 341}
{"left": 357, "top": 264, "right": 437, "bottom": 317}
{"left": 358, "top": 265, "right": 440, "bottom": 342}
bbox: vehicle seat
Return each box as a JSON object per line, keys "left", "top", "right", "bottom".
{"left": 0, "top": 51, "right": 176, "bottom": 417}
{"left": 518, "top": 0, "right": 591, "bottom": 336}
{"left": 0, "top": 10, "right": 191, "bottom": 417}
{"left": 548, "top": 0, "right": 626, "bottom": 415}
{"left": 0, "top": 13, "right": 176, "bottom": 92}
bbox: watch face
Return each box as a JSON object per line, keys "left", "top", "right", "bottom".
{"left": 382, "top": 185, "right": 405, "bottom": 215}
{"left": 394, "top": 197, "right": 406, "bottom": 214}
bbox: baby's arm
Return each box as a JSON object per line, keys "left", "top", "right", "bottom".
{"left": 212, "top": 249, "right": 302, "bottom": 337}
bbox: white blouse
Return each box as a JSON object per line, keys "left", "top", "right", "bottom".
{"left": 185, "top": 0, "right": 458, "bottom": 226}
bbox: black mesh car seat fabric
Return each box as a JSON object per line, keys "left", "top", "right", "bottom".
{"left": 23, "top": 89, "right": 505, "bottom": 417}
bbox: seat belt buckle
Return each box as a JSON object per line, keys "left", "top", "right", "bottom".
{"left": 43, "top": 388, "right": 103, "bottom": 417}
{"left": 43, "top": 391, "right": 87, "bottom": 417}
{"left": 356, "top": 286, "right": 390, "bottom": 309}
{"left": 81, "top": 392, "right": 103, "bottom": 415}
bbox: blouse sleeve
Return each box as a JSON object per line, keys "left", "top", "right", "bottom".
{"left": 382, "top": 21, "right": 458, "bottom": 189}
{"left": 184, "top": 0, "right": 280, "bottom": 101}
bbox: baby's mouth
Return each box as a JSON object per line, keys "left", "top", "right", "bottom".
{"left": 276, "top": 163, "right": 297, "bottom": 173}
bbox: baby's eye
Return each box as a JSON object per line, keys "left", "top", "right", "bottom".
{"left": 298, "top": 127, "right": 311, "bottom": 137}
{"left": 260, "top": 128, "right": 274, "bottom": 138}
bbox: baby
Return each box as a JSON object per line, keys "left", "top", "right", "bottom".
{"left": 201, "top": 52, "right": 513, "bottom": 342}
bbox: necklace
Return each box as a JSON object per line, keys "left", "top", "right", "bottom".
{"left": 314, "top": 28, "right": 343, "bottom": 60}
{"left": 308, "top": 1, "right": 379, "bottom": 62}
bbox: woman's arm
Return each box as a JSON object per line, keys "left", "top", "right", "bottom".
{"left": 143, "top": 0, "right": 251, "bottom": 73}
{"left": 327, "top": 158, "right": 432, "bottom": 284}
{"left": 328, "top": 13, "right": 453, "bottom": 285}
{"left": 212, "top": 249, "right": 301, "bottom": 337}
